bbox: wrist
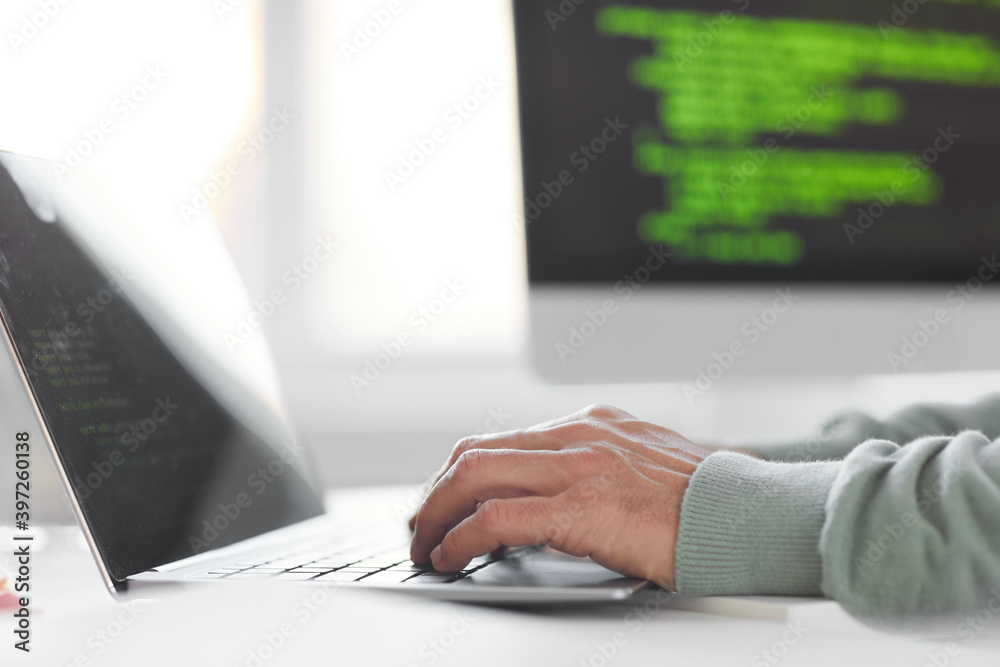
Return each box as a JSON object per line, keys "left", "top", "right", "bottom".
{"left": 674, "top": 452, "right": 841, "bottom": 597}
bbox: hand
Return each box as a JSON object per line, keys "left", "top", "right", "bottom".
{"left": 408, "top": 405, "right": 713, "bottom": 590}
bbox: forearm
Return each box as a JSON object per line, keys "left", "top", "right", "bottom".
{"left": 820, "top": 430, "right": 1000, "bottom": 620}
{"left": 676, "top": 428, "right": 1000, "bottom": 620}
{"left": 748, "top": 393, "right": 1000, "bottom": 462}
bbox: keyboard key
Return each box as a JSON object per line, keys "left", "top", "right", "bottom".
{"left": 205, "top": 537, "right": 460, "bottom": 586}
{"left": 332, "top": 566, "right": 383, "bottom": 573}
{"left": 385, "top": 565, "right": 433, "bottom": 573}
{"left": 310, "top": 560, "right": 362, "bottom": 567}
{"left": 267, "top": 560, "right": 313, "bottom": 568}
{"left": 360, "top": 558, "right": 407, "bottom": 566}
{"left": 358, "top": 571, "right": 418, "bottom": 584}
{"left": 375, "top": 553, "right": 413, "bottom": 562}
{"left": 314, "top": 571, "right": 366, "bottom": 583}
{"left": 272, "top": 572, "right": 324, "bottom": 581}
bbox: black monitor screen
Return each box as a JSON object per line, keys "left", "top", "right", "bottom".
{"left": 514, "top": 0, "right": 1000, "bottom": 282}
{"left": 0, "top": 159, "right": 324, "bottom": 583}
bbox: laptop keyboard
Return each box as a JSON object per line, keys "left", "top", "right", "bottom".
{"left": 193, "top": 535, "right": 503, "bottom": 585}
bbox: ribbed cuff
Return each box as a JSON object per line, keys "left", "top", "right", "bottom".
{"left": 675, "top": 452, "right": 841, "bottom": 597}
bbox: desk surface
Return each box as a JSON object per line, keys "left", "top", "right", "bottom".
{"left": 3, "top": 487, "right": 1000, "bottom": 666}
{"left": 8, "top": 581, "right": 1000, "bottom": 667}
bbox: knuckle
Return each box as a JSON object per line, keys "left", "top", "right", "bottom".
{"left": 476, "top": 499, "right": 508, "bottom": 531}
{"left": 452, "top": 436, "right": 480, "bottom": 459}
{"left": 556, "top": 420, "right": 608, "bottom": 443}
{"left": 453, "top": 449, "right": 485, "bottom": 478}
{"left": 440, "top": 528, "right": 461, "bottom": 556}
{"left": 564, "top": 445, "right": 610, "bottom": 471}
{"left": 565, "top": 479, "right": 600, "bottom": 506}
{"left": 583, "top": 404, "right": 624, "bottom": 420}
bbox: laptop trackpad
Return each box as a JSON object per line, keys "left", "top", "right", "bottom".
{"left": 454, "top": 549, "right": 645, "bottom": 588}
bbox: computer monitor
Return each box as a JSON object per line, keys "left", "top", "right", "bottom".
{"left": 514, "top": 0, "right": 1000, "bottom": 384}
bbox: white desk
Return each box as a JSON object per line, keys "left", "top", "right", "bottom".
{"left": 3, "top": 487, "right": 1000, "bottom": 666}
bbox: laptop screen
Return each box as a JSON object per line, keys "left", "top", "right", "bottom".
{"left": 514, "top": 0, "right": 1000, "bottom": 282}
{"left": 0, "top": 157, "right": 324, "bottom": 583}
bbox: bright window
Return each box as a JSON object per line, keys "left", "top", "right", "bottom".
{"left": 293, "top": 0, "right": 527, "bottom": 364}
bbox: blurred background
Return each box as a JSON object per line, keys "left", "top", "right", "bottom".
{"left": 2, "top": 0, "right": 999, "bottom": 525}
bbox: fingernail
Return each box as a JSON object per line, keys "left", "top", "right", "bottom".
{"left": 430, "top": 545, "right": 442, "bottom": 568}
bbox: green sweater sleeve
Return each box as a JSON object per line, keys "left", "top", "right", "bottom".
{"left": 750, "top": 393, "right": 1000, "bottom": 462}
{"left": 675, "top": 395, "right": 1000, "bottom": 621}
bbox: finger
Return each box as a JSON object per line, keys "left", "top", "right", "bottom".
{"left": 407, "top": 420, "right": 592, "bottom": 531}
{"left": 429, "top": 496, "right": 573, "bottom": 572}
{"left": 420, "top": 424, "right": 587, "bottom": 504}
{"left": 410, "top": 449, "right": 581, "bottom": 563}
{"left": 406, "top": 431, "right": 609, "bottom": 533}
{"left": 426, "top": 405, "right": 633, "bottom": 492}
{"left": 410, "top": 407, "right": 637, "bottom": 531}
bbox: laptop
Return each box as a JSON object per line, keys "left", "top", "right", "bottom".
{"left": 0, "top": 150, "right": 649, "bottom": 604}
